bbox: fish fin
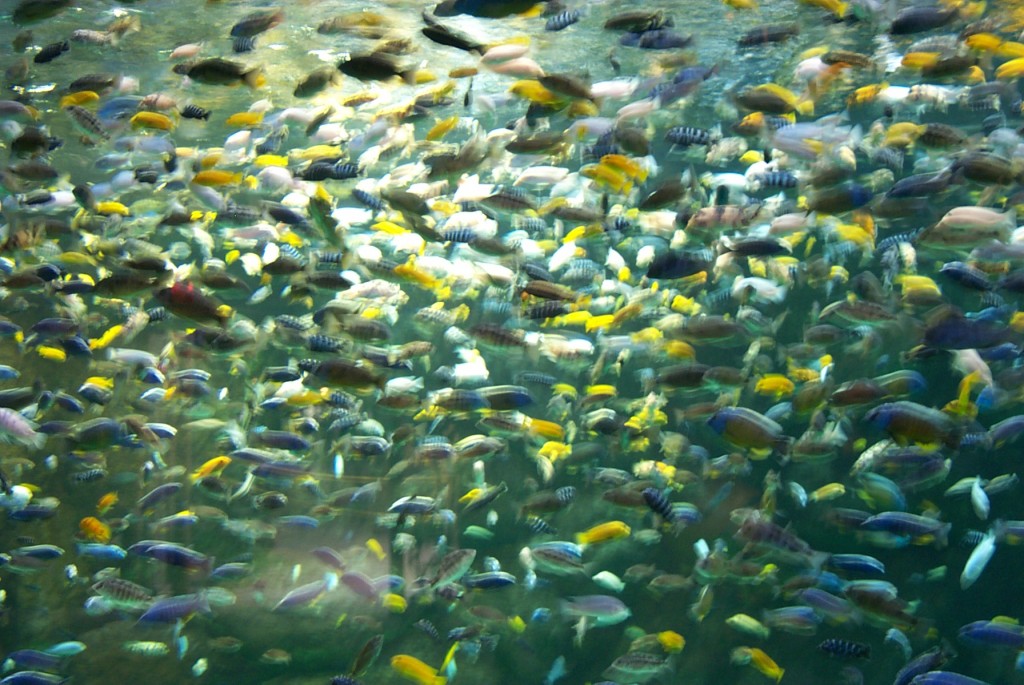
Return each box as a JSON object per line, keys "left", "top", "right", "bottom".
{"left": 243, "top": 67, "right": 266, "bottom": 89}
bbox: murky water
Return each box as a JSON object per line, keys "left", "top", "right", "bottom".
{"left": 1, "top": 0, "right": 1024, "bottom": 684}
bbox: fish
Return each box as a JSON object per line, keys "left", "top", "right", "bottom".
{"left": 430, "top": 549, "right": 476, "bottom": 588}
{"left": 391, "top": 654, "right": 447, "bottom": 685}
{"left": 818, "top": 638, "right": 871, "bottom": 659}
{"left": 350, "top": 634, "right": 384, "bottom": 676}
{"left": 731, "top": 646, "right": 784, "bottom": 682}
{"left": 0, "top": 3, "right": 1022, "bottom": 685}
{"left": 173, "top": 58, "right": 264, "bottom": 88}
{"left": 294, "top": 66, "right": 343, "bottom": 98}
{"left": 230, "top": 7, "right": 284, "bottom": 38}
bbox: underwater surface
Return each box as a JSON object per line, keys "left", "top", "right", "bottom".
{"left": 2, "top": 0, "right": 1024, "bottom": 683}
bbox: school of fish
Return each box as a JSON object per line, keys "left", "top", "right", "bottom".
{"left": 5, "top": 0, "right": 1024, "bottom": 683}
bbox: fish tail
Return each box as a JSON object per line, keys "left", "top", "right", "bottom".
{"left": 401, "top": 69, "right": 420, "bottom": 87}
{"left": 243, "top": 66, "right": 266, "bottom": 89}
{"left": 795, "top": 98, "right": 815, "bottom": 116}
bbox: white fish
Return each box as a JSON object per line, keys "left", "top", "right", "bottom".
{"left": 592, "top": 571, "right": 625, "bottom": 592}
{"left": 169, "top": 43, "right": 203, "bottom": 59}
{"left": 481, "top": 43, "right": 531, "bottom": 63}
{"left": 960, "top": 529, "right": 997, "bottom": 590}
{"left": 971, "top": 477, "right": 991, "bottom": 521}
{"left": 123, "top": 641, "right": 170, "bottom": 656}
{"left": 589, "top": 79, "right": 637, "bottom": 99}
{"left": 486, "top": 57, "right": 544, "bottom": 77}
{"left": 788, "top": 482, "right": 808, "bottom": 508}
{"left": 0, "top": 408, "right": 44, "bottom": 449}
{"left": 513, "top": 166, "right": 569, "bottom": 187}
{"left": 544, "top": 656, "right": 567, "bottom": 685}
{"left": 884, "top": 628, "right": 912, "bottom": 661}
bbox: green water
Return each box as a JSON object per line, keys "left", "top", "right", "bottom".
{"left": 0, "top": 0, "right": 1023, "bottom": 684}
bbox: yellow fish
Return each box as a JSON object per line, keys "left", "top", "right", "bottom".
{"left": 809, "top": 482, "right": 846, "bottom": 502}
{"left": 525, "top": 417, "right": 565, "bottom": 440}
{"left": 381, "top": 593, "right": 407, "bottom": 613}
{"left": 286, "top": 389, "right": 324, "bottom": 406}
{"left": 901, "top": 52, "right": 941, "bottom": 69}
{"left": 37, "top": 346, "right": 67, "bottom": 362}
{"left": 754, "top": 374, "right": 795, "bottom": 399}
{"left": 390, "top": 655, "right": 447, "bottom": 685}
{"left": 600, "top": 153, "right": 649, "bottom": 182}
{"left": 224, "top": 111, "right": 263, "bottom": 128}
{"left": 657, "top": 630, "right": 686, "bottom": 652}
{"left": 88, "top": 325, "right": 124, "bottom": 350}
{"left": 847, "top": 82, "right": 888, "bottom": 106}
{"left": 798, "top": 0, "right": 846, "bottom": 17}
{"left": 537, "top": 441, "right": 572, "bottom": 462}
{"left": 192, "top": 169, "right": 243, "bottom": 186}
{"left": 995, "top": 57, "right": 1024, "bottom": 80}
{"left": 583, "top": 384, "right": 617, "bottom": 402}
{"left": 508, "top": 80, "right": 564, "bottom": 106}
{"left": 732, "top": 646, "right": 784, "bottom": 683}
{"left": 59, "top": 90, "right": 100, "bottom": 108}
{"left": 581, "top": 163, "right": 633, "bottom": 194}
{"left": 726, "top": 614, "right": 770, "bottom": 639}
{"left": 254, "top": 154, "right": 289, "bottom": 167}
{"left": 95, "top": 201, "right": 130, "bottom": 216}
{"left": 584, "top": 313, "right": 616, "bottom": 333}
{"left": 130, "top": 111, "right": 175, "bottom": 131}
{"left": 576, "top": 520, "right": 631, "bottom": 546}
{"left": 426, "top": 115, "right": 459, "bottom": 141}
{"left": 366, "top": 538, "right": 386, "bottom": 561}
{"left": 190, "top": 456, "right": 231, "bottom": 481}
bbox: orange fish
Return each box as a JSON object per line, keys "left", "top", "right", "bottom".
{"left": 80, "top": 516, "right": 111, "bottom": 544}
{"left": 96, "top": 492, "right": 118, "bottom": 515}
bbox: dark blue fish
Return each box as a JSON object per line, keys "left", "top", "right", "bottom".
{"left": 646, "top": 249, "right": 712, "bottom": 279}
{"left": 620, "top": 28, "right": 692, "bottom": 49}
{"left": 97, "top": 96, "right": 144, "bottom": 124}
{"left": 3, "top": 650, "right": 63, "bottom": 673}
{"left": 545, "top": 9, "right": 581, "bottom": 31}
{"left": 60, "top": 336, "right": 92, "bottom": 357}
{"left": 819, "top": 638, "right": 871, "bottom": 659}
{"left": 827, "top": 554, "right": 885, "bottom": 575}
{"left": 894, "top": 647, "right": 952, "bottom": 685}
{"left": 9, "top": 544, "right": 64, "bottom": 560}
{"left": 30, "top": 318, "right": 77, "bottom": 336}
{"left": 210, "top": 562, "right": 252, "bottom": 580}
{"left": 414, "top": 619, "right": 440, "bottom": 639}
{"left": 75, "top": 543, "right": 127, "bottom": 561}
{"left": 0, "top": 672, "right": 68, "bottom": 685}
{"left": 232, "top": 35, "right": 257, "bottom": 53}
{"left": 263, "top": 365, "right": 301, "bottom": 382}
{"left": 958, "top": 620, "right": 1024, "bottom": 648}
{"left": 642, "top": 487, "right": 676, "bottom": 521}
{"left": 352, "top": 188, "right": 385, "bottom": 211}
{"left": 666, "top": 126, "right": 713, "bottom": 147}
{"left": 923, "top": 312, "right": 1011, "bottom": 350}
{"left": 138, "top": 593, "right": 211, "bottom": 623}
{"left": 463, "top": 571, "right": 517, "bottom": 589}
{"left": 137, "top": 482, "right": 182, "bottom": 510}
{"left": 250, "top": 427, "right": 310, "bottom": 451}
{"left": 907, "top": 673, "right": 991, "bottom": 685}
{"left": 939, "top": 262, "right": 992, "bottom": 291}
{"left": 312, "top": 546, "right": 347, "bottom": 571}
{"left": 135, "top": 541, "right": 211, "bottom": 572}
